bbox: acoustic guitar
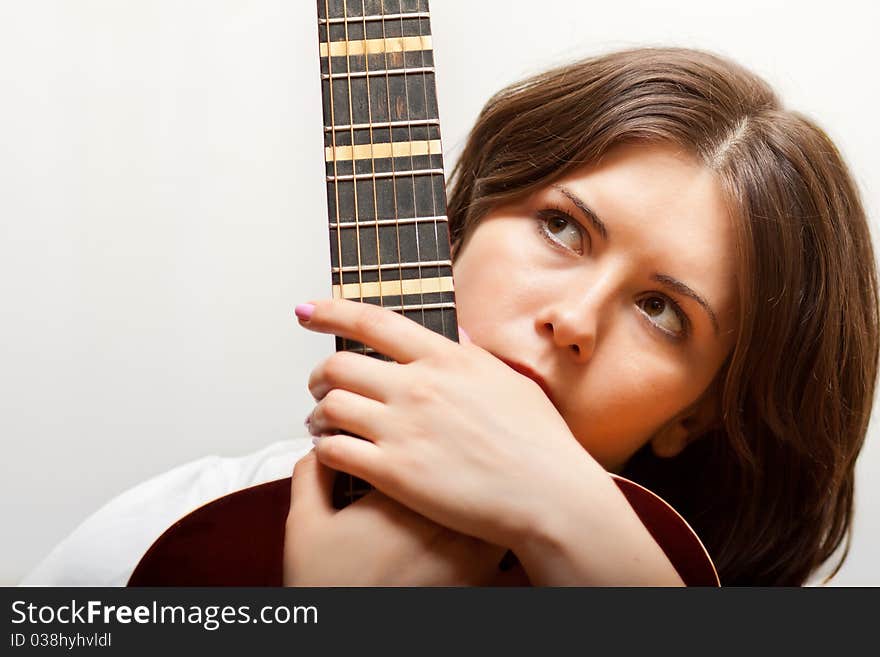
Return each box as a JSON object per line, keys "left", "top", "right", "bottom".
{"left": 129, "top": 0, "right": 720, "bottom": 587}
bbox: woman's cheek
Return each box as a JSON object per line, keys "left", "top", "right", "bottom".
{"left": 563, "top": 355, "right": 676, "bottom": 459}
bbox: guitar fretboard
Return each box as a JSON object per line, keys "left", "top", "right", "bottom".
{"left": 318, "top": 0, "right": 456, "bottom": 350}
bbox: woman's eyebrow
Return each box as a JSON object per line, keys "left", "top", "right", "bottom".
{"left": 553, "top": 184, "right": 720, "bottom": 337}
{"left": 553, "top": 184, "right": 608, "bottom": 240}
{"left": 653, "top": 274, "right": 720, "bottom": 337}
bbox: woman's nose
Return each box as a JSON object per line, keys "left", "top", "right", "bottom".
{"left": 538, "top": 267, "right": 619, "bottom": 363}
{"left": 539, "top": 298, "right": 602, "bottom": 363}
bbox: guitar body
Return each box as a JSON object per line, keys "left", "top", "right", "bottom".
{"left": 128, "top": 474, "right": 719, "bottom": 586}
{"left": 129, "top": 1, "right": 719, "bottom": 587}
{"left": 129, "top": 479, "right": 291, "bottom": 587}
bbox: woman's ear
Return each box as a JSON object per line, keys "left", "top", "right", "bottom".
{"left": 649, "top": 381, "right": 722, "bottom": 458}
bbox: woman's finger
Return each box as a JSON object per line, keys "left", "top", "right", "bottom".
{"left": 307, "top": 388, "right": 387, "bottom": 440}
{"left": 312, "top": 433, "right": 387, "bottom": 486}
{"left": 308, "top": 350, "right": 400, "bottom": 402}
{"left": 295, "top": 299, "right": 454, "bottom": 363}
{"left": 289, "top": 450, "right": 336, "bottom": 520}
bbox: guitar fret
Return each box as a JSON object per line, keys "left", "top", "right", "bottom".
{"left": 331, "top": 215, "right": 447, "bottom": 228}
{"left": 327, "top": 168, "right": 443, "bottom": 182}
{"left": 321, "top": 51, "right": 433, "bottom": 77}
{"left": 342, "top": 347, "right": 378, "bottom": 357}
{"left": 322, "top": 66, "right": 434, "bottom": 80}
{"left": 337, "top": 265, "right": 453, "bottom": 286}
{"left": 324, "top": 119, "right": 440, "bottom": 132}
{"left": 328, "top": 300, "right": 456, "bottom": 312}
{"left": 332, "top": 260, "right": 452, "bottom": 274}
{"left": 318, "top": 12, "right": 431, "bottom": 25}
{"left": 376, "top": 301, "right": 455, "bottom": 312}
{"left": 324, "top": 122, "right": 441, "bottom": 149}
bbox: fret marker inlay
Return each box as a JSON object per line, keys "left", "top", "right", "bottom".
{"left": 325, "top": 139, "right": 442, "bottom": 162}
{"left": 333, "top": 276, "right": 455, "bottom": 300}
{"left": 319, "top": 36, "right": 432, "bottom": 58}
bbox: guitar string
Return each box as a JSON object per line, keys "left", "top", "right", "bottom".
{"left": 342, "top": 0, "right": 367, "bottom": 355}
{"left": 360, "top": 0, "right": 384, "bottom": 321}
{"left": 323, "top": 0, "right": 347, "bottom": 354}
{"left": 399, "top": 0, "right": 426, "bottom": 330}
{"left": 381, "top": 0, "right": 406, "bottom": 338}
{"left": 343, "top": 0, "right": 359, "bottom": 505}
{"left": 417, "top": 0, "right": 448, "bottom": 343}
{"left": 349, "top": 0, "right": 383, "bottom": 503}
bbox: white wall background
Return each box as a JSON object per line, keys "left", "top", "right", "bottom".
{"left": 1, "top": 0, "right": 878, "bottom": 585}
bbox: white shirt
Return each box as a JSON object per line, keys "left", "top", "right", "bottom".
{"left": 21, "top": 437, "right": 312, "bottom": 587}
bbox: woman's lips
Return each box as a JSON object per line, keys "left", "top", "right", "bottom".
{"left": 496, "top": 356, "right": 555, "bottom": 404}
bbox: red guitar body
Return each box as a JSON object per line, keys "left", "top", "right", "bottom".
{"left": 128, "top": 474, "right": 719, "bottom": 586}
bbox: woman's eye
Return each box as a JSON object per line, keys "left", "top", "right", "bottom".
{"left": 638, "top": 296, "right": 687, "bottom": 338}
{"left": 538, "top": 210, "right": 585, "bottom": 254}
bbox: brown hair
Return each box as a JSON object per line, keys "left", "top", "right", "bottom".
{"left": 446, "top": 47, "right": 879, "bottom": 585}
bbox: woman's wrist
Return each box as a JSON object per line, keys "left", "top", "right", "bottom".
{"left": 510, "top": 458, "right": 685, "bottom": 586}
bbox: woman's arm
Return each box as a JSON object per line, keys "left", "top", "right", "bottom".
{"left": 284, "top": 450, "right": 506, "bottom": 586}
{"left": 508, "top": 462, "right": 685, "bottom": 586}
{"left": 298, "top": 299, "right": 688, "bottom": 586}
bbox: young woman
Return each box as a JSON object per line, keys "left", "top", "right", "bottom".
{"left": 284, "top": 47, "right": 879, "bottom": 587}
{"left": 25, "top": 47, "right": 878, "bottom": 587}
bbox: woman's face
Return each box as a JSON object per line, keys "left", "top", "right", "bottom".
{"left": 452, "top": 142, "right": 739, "bottom": 472}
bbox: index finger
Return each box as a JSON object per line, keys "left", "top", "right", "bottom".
{"left": 294, "top": 299, "right": 455, "bottom": 363}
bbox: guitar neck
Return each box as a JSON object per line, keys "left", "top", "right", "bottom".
{"left": 318, "top": 0, "right": 457, "bottom": 351}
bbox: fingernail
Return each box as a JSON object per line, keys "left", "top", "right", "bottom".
{"left": 295, "top": 303, "right": 315, "bottom": 321}
{"left": 311, "top": 435, "right": 323, "bottom": 447}
{"left": 458, "top": 325, "right": 471, "bottom": 343}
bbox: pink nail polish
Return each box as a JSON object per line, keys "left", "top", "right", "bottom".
{"left": 295, "top": 303, "right": 315, "bottom": 321}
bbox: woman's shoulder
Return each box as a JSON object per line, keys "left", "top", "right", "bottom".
{"left": 20, "top": 437, "right": 312, "bottom": 587}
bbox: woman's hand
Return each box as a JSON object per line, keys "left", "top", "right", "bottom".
{"left": 296, "top": 299, "right": 603, "bottom": 553}
{"left": 283, "top": 450, "right": 508, "bottom": 586}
